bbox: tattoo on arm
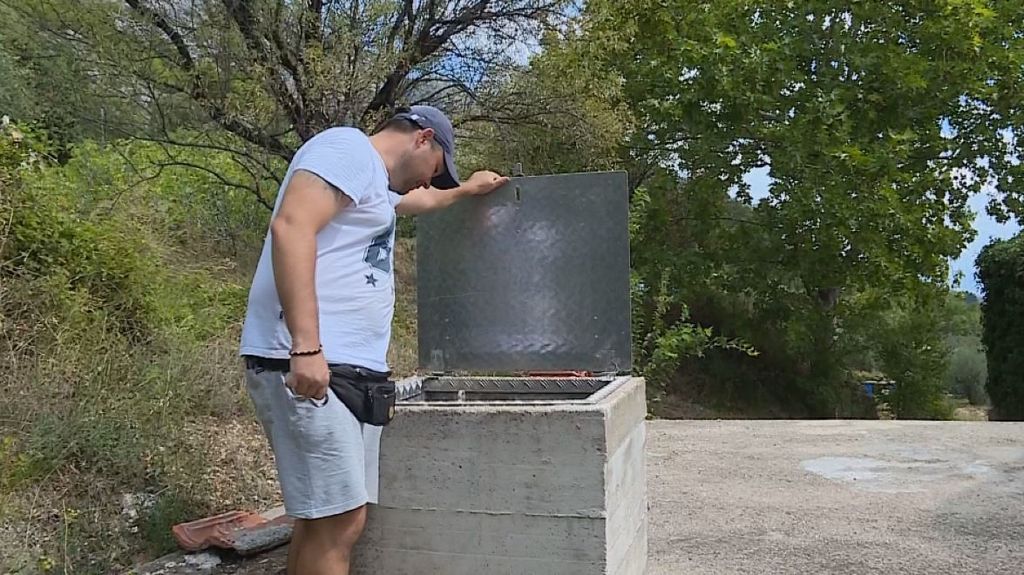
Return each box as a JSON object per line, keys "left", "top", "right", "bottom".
{"left": 293, "top": 169, "right": 350, "bottom": 207}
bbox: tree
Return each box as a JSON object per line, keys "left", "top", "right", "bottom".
{"left": 458, "top": 29, "right": 636, "bottom": 177}
{"left": 0, "top": 4, "right": 144, "bottom": 159}
{"left": 588, "top": 0, "right": 1022, "bottom": 296}
{"left": 947, "top": 346, "right": 988, "bottom": 406}
{"left": 4, "top": 0, "right": 574, "bottom": 202}
{"left": 559, "top": 0, "right": 1024, "bottom": 414}
{"left": 977, "top": 234, "right": 1024, "bottom": 420}
{"left": 872, "top": 288, "right": 953, "bottom": 419}
{"left": 939, "top": 290, "right": 987, "bottom": 405}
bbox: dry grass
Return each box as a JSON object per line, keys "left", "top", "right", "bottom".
{"left": 0, "top": 283, "right": 278, "bottom": 573}
{"left": 0, "top": 128, "right": 284, "bottom": 573}
{"left": 387, "top": 237, "right": 419, "bottom": 377}
{"left": 952, "top": 400, "right": 990, "bottom": 421}
{"left": 1, "top": 238, "right": 421, "bottom": 574}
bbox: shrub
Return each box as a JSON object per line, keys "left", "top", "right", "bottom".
{"left": 946, "top": 346, "right": 988, "bottom": 406}
{"left": 977, "top": 235, "right": 1024, "bottom": 420}
{"left": 0, "top": 123, "right": 276, "bottom": 573}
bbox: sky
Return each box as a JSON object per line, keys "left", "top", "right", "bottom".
{"left": 743, "top": 168, "right": 1020, "bottom": 295}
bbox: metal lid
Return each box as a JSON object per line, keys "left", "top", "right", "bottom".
{"left": 416, "top": 171, "right": 632, "bottom": 374}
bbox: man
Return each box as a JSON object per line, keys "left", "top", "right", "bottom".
{"left": 239, "top": 105, "right": 508, "bottom": 575}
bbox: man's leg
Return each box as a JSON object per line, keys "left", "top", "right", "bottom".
{"left": 244, "top": 364, "right": 375, "bottom": 574}
{"left": 286, "top": 519, "right": 304, "bottom": 575}
{"left": 288, "top": 505, "right": 368, "bottom": 575}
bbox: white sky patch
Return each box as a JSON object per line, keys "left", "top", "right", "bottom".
{"left": 951, "top": 186, "right": 1020, "bottom": 293}
{"left": 678, "top": 68, "right": 699, "bottom": 82}
{"left": 457, "top": 22, "right": 544, "bottom": 67}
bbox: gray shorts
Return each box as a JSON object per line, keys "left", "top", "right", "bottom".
{"left": 245, "top": 365, "right": 382, "bottom": 519}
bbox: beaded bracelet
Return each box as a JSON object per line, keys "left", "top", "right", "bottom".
{"left": 289, "top": 345, "right": 323, "bottom": 357}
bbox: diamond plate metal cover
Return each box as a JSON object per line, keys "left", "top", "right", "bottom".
{"left": 416, "top": 171, "right": 631, "bottom": 374}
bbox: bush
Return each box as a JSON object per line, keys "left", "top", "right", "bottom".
{"left": 628, "top": 178, "right": 955, "bottom": 419}
{"left": 3, "top": 136, "right": 256, "bottom": 342}
{"left": 0, "top": 123, "right": 277, "bottom": 573}
{"left": 946, "top": 346, "right": 988, "bottom": 406}
{"left": 872, "top": 290, "right": 953, "bottom": 420}
{"left": 977, "top": 235, "right": 1024, "bottom": 420}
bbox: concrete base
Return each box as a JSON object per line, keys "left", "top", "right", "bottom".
{"left": 352, "top": 376, "right": 647, "bottom": 574}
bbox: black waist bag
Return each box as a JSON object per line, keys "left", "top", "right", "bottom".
{"left": 328, "top": 363, "right": 397, "bottom": 426}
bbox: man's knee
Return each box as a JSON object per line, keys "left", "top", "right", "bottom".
{"left": 296, "top": 505, "right": 368, "bottom": 553}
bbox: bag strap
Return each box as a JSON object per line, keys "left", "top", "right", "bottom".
{"left": 329, "top": 363, "right": 392, "bottom": 382}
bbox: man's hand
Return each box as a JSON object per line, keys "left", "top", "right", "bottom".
{"left": 286, "top": 353, "right": 331, "bottom": 400}
{"left": 461, "top": 170, "right": 510, "bottom": 196}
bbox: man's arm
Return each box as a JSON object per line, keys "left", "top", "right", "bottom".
{"left": 270, "top": 169, "right": 351, "bottom": 398}
{"left": 396, "top": 170, "right": 509, "bottom": 216}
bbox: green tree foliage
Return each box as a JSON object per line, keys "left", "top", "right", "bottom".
{"left": 544, "top": 0, "right": 1024, "bottom": 415}
{"left": 589, "top": 0, "right": 1024, "bottom": 248}
{"left": 977, "top": 234, "right": 1024, "bottom": 420}
{"left": 585, "top": 0, "right": 1024, "bottom": 299}
{"left": 3, "top": 0, "right": 573, "bottom": 198}
{"left": 0, "top": 4, "right": 144, "bottom": 159}
{"left": 942, "top": 291, "right": 983, "bottom": 341}
{"left": 459, "top": 29, "right": 636, "bottom": 176}
{"left": 870, "top": 289, "right": 954, "bottom": 419}
{"left": 947, "top": 346, "right": 988, "bottom": 406}
{"left": 940, "top": 291, "right": 988, "bottom": 406}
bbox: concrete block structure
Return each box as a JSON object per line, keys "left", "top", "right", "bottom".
{"left": 352, "top": 375, "right": 647, "bottom": 574}
{"left": 352, "top": 171, "right": 646, "bottom": 573}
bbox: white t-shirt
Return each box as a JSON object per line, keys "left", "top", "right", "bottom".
{"left": 239, "top": 127, "right": 402, "bottom": 372}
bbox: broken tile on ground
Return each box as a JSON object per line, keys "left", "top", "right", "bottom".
{"left": 171, "top": 507, "right": 292, "bottom": 555}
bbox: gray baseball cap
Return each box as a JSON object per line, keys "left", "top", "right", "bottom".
{"left": 392, "top": 105, "right": 460, "bottom": 190}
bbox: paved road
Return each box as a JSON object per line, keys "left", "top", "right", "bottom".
{"left": 138, "top": 420, "right": 1024, "bottom": 574}
{"left": 648, "top": 420, "right": 1024, "bottom": 574}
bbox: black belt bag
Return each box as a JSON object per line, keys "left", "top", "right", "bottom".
{"left": 328, "top": 363, "right": 397, "bottom": 426}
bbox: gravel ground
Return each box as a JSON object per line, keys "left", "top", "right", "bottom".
{"left": 647, "top": 419, "right": 1024, "bottom": 575}
{"left": 136, "top": 419, "right": 1024, "bottom": 574}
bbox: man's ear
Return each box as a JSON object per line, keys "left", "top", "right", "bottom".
{"left": 418, "top": 127, "right": 435, "bottom": 147}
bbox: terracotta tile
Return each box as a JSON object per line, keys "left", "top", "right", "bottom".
{"left": 171, "top": 511, "right": 266, "bottom": 552}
